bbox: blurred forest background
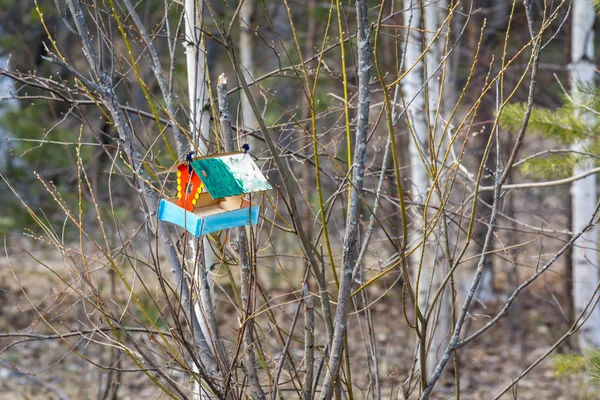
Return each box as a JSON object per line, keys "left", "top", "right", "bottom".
{"left": 1, "top": 0, "right": 600, "bottom": 399}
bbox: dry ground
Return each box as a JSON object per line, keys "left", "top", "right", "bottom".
{"left": 1, "top": 233, "right": 598, "bottom": 400}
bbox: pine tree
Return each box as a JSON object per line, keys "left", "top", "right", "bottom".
{"left": 500, "top": 0, "right": 600, "bottom": 348}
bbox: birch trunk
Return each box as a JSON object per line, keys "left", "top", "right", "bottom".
{"left": 404, "top": 0, "right": 430, "bottom": 207}
{"left": 570, "top": 0, "right": 600, "bottom": 350}
{"left": 185, "top": 0, "right": 211, "bottom": 152}
{"left": 403, "top": 0, "right": 451, "bottom": 381}
{"left": 403, "top": 0, "right": 433, "bottom": 376}
{"left": 426, "top": 0, "right": 453, "bottom": 381}
{"left": 403, "top": 0, "right": 429, "bottom": 318}
{"left": 184, "top": 0, "right": 224, "bottom": 396}
{"left": 239, "top": 0, "right": 257, "bottom": 134}
{"left": 0, "top": 33, "right": 18, "bottom": 173}
{"left": 470, "top": 0, "right": 508, "bottom": 303}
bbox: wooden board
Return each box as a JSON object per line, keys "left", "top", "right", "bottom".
{"left": 158, "top": 198, "right": 260, "bottom": 237}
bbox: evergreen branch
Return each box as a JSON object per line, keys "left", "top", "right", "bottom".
{"left": 514, "top": 148, "right": 600, "bottom": 167}
{"left": 479, "top": 166, "right": 600, "bottom": 191}
{"left": 585, "top": 348, "right": 600, "bottom": 385}
{"left": 500, "top": 102, "right": 591, "bottom": 144}
{"left": 519, "top": 154, "right": 576, "bottom": 179}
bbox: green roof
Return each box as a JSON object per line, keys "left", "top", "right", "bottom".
{"left": 190, "top": 153, "right": 272, "bottom": 199}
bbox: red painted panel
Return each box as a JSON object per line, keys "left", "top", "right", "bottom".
{"left": 176, "top": 164, "right": 202, "bottom": 212}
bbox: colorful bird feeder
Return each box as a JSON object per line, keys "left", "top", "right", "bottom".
{"left": 158, "top": 152, "right": 271, "bottom": 237}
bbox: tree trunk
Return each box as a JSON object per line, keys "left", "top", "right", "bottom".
{"left": 239, "top": 0, "right": 257, "bottom": 135}
{"left": 184, "top": 0, "right": 225, "bottom": 397}
{"left": 300, "top": 0, "right": 317, "bottom": 239}
{"left": 185, "top": 0, "right": 211, "bottom": 153}
{"left": 403, "top": 0, "right": 431, "bottom": 382}
{"left": 319, "top": 1, "right": 371, "bottom": 397}
{"left": 570, "top": 0, "right": 600, "bottom": 350}
{"left": 403, "top": 0, "right": 450, "bottom": 383}
{"left": 469, "top": 0, "right": 507, "bottom": 303}
{"left": 0, "top": 32, "right": 19, "bottom": 173}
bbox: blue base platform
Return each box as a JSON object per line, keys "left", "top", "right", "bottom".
{"left": 158, "top": 199, "right": 260, "bottom": 237}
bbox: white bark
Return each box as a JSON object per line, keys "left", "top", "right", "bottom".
{"left": 184, "top": 1, "right": 220, "bottom": 397}
{"left": 185, "top": 0, "right": 211, "bottom": 153}
{"left": 0, "top": 40, "right": 18, "bottom": 173}
{"left": 239, "top": 0, "right": 257, "bottom": 134}
{"left": 404, "top": 0, "right": 430, "bottom": 206}
{"left": 424, "top": 4, "right": 439, "bottom": 143}
{"left": 570, "top": 0, "right": 600, "bottom": 350}
{"left": 426, "top": 0, "right": 453, "bottom": 380}
{"left": 404, "top": 0, "right": 432, "bottom": 381}
{"left": 403, "top": 0, "right": 451, "bottom": 380}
